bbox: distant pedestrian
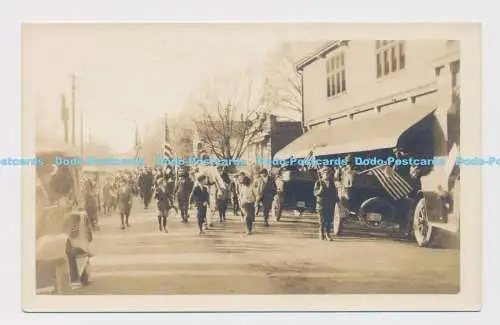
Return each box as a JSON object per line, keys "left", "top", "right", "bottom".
{"left": 189, "top": 174, "right": 210, "bottom": 235}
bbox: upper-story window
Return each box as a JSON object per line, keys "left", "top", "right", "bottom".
{"left": 376, "top": 40, "right": 406, "bottom": 78}
{"left": 326, "top": 52, "right": 346, "bottom": 98}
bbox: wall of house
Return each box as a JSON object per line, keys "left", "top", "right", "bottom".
{"left": 242, "top": 116, "right": 302, "bottom": 163}
{"left": 302, "top": 40, "right": 447, "bottom": 126}
{"left": 271, "top": 121, "right": 302, "bottom": 157}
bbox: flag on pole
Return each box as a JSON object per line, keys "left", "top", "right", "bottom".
{"left": 163, "top": 114, "right": 175, "bottom": 160}
{"left": 368, "top": 165, "right": 413, "bottom": 201}
{"left": 134, "top": 123, "right": 141, "bottom": 159}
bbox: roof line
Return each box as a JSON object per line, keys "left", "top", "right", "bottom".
{"left": 295, "top": 40, "right": 348, "bottom": 71}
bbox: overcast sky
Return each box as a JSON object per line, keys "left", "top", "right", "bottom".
{"left": 23, "top": 24, "right": 287, "bottom": 152}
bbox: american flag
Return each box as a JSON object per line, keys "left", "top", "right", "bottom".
{"left": 367, "top": 165, "right": 413, "bottom": 201}
{"left": 163, "top": 114, "right": 175, "bottom": 160}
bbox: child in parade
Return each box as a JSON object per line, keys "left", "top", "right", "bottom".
{"left": 189, "top": 174, "right": 210, "bottom": 235}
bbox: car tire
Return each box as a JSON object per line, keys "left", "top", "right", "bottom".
{"left": 413, "top": 198, "right": 435, "bottom": 247}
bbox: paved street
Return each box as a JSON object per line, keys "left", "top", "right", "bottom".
{"left": 75, "top": 198, "right": 460, "bottom": 295}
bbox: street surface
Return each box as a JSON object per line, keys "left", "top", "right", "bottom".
{"left": 75, "top": 198, "right": 460, "bottom": 294}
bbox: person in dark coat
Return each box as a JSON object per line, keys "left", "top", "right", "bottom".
{"left": 313, "top": 166, "right": 338, "bottom": 241}
{"left": 117, "top": 178, "right": 133, "bottom": 230}
{"left": 155, "top": 178, "right": 171, "bottom": 232}
{"left": 254, "top": 168, "right": 277, "bottom": 226}
{"left": 139, "top": 168, "right": 154, "bottom": 209}
{"left": 83, "top": 178, "right": 99, "bottom": 231}
{"left": 189, "top": 173, "right": 210, "bottom": 235}
{"left": 230, "top": 175, "right": 241, "bottom": 216}
{"left": 175, "top": 169, "right": 193, "bottom": 223}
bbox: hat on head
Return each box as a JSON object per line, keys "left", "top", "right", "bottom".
{"left": 319, "top": 166, "right": 331, "bottom": 174}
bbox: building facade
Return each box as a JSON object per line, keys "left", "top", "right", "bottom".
{"left": 243, "top": 114, "right": 302, "bottom": 164}
{"left": 276, "top": 40, "right": 460, "bottom": 194}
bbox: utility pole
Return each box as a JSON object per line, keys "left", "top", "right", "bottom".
{"left": 61, "top": 94, "right": 69, "bottom": 144}
{"left": 71, "top": 74, "right": 76, "bottom": 146}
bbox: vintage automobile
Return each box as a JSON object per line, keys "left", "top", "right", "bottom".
{"left": 36, "top": 144, "right": 94, "bottom": 294}
{"left": 280, "top": 168, "right": 318, "bottom": 214}
{"left": 333, "top": 163, "right": 460, "bottom": 248}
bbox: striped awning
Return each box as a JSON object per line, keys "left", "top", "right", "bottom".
{"left": 274, "top": 104, "right": 436, "bottom": 159}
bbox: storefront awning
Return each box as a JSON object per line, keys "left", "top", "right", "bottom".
{"left": 274, "top": 104, "right": 436, "bottom": 159}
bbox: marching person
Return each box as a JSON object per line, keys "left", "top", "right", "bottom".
{"left": 230, "top": 174, "right": 241, "bottom": 217}
{"left": 83, "top": 178, "right": 99, "bottom": 231}
{"left": 215, "top": 168, "right": 231, "bottom": 222}
{"left": 175, "top": 167, "right": 193, "bottom": 223}
{"left": 254, "top": 168, "right": 277, "bottom": 227}
{"left": 238, "top": 174, "right": 259, "bottom": 235}
{"left": 313, "top": 166, "right": 338, "bottom": 241}
{"left": 155, "top": 178, "right": 171, "bottom": 233}
{"left": 235, "top": 171, "right": 247, "bottom": 222}
{"left": 189, "top": 173, "right": 210, "bottom": 235}
{"left": 102, "top": 177, "right": 117, "bottom": 216}
{"left": 139, "top": 167, "right": 154, "bottom": 210}
{"left": 117, "top": 178, "right": 133, "bottom": 230}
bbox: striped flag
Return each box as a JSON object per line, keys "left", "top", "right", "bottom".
{"left": 163, "top": 115, "right": 175, "bottom": 160}
{"left": 368, "top": 165, "right": 413, "bottom": 201}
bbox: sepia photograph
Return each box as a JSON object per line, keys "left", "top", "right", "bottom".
{"left": 21, "top": 23, "right": 481, "bottom": 312}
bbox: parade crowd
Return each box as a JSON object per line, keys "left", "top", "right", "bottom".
{"left": 81, "top": 163, "right": 290, "bottom": 236}
{"left": 80, "top": 147, "right": 424, "bottom": 241}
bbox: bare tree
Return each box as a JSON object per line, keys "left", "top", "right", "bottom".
{"left": 190, "top": 70, "right": 267, "bottom": 160}
{"left": 261, "top": 41, "right": 325, "bottom": 121}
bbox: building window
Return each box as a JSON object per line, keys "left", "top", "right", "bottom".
{"left": 376, "top": 40, "right": 406, "bottom": 78}
{"left": 326, "top": 52, "right": 346, "bottom": 97}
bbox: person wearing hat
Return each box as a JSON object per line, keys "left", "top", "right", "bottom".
{"left": 189, "top": 173, "right": 210, "bottom": 235}
{"left": 313, "top": 166, "right": 338, "bottom": 241}
{"left": 238, "top": 174, "right": 259, "bottom": 234}
{"left": 138, "top": 167, "right": 154, "bottom": 210}
{"left": 215, "top": 168, "right": 231, "bottom": 222}
{"left": 273, "top": 168, "right": 286, "bottom": 221}
{"left": 253, "top": 168, "right": 277, "bottom": 227}
{"left": 154, "top": 177, "right": 171, "bottom": 233}
{"left": 229, "top": 173, "right": 241, "bottom": 217}
{"left": 117, "top": 178, "right": 133, "bottom": 230}
{"left": 175, "top": 168, "right": 193, "bottom": 223}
